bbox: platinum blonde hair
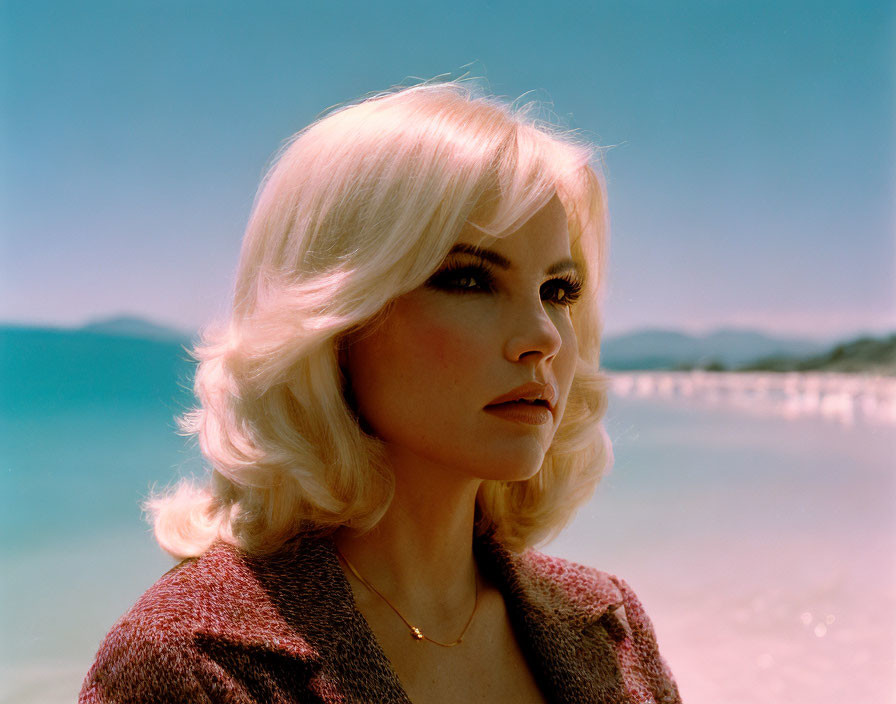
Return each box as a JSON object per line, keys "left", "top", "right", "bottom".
{"left": 146, "top": 81, "right": 611, "bottom": 558}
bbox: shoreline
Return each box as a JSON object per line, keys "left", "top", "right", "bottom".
{"left": 607, "top": 370, "right": 896, "bottom": 426}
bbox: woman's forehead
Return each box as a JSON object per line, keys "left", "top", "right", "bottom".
{"left": 449, "top": 213, "right": 575, "bottom": 278}
{"left": 457, "top": 196, "right": 570, "bottom": 248}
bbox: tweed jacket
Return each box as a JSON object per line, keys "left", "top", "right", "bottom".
{"left": 80, "top": 531, "right": 681, "bottom": 703}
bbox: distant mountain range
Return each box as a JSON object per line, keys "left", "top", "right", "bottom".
{"left": 738, "top": 334, "right": 896, "bottom": 375}
{"left": 599, "top": 328, "right": 830, "bottom": 370}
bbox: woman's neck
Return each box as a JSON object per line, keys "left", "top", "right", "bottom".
{"left": 332, "top": 446, "right": 484, "bottom": 624}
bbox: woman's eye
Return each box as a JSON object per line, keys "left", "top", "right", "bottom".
{"left": 427, "top": 266, "right": 582, "bottom": 306}
{"left": 426, "top": 266, "right": 493, "bottom": 293}
{"left": 541, "top": 278, "right": 583, "bottom": 306}
{"left": 455, "top": 274, "right": 480, "bottom": 289}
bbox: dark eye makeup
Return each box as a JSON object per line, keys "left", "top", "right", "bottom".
{"left": 425, "top": 261, "right": 583, "bottom": 307}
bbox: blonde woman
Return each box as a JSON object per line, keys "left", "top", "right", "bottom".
{"left": 81, "top": 82, "right": 681, "bottom": 704}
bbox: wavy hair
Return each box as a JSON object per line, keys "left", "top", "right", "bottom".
{"left": 146, "top": 81, "right": 611, "bottom": 558}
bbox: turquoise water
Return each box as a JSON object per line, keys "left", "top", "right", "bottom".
{"left": 0, "top": 329, "right": 201, "bottom": 553}
{"left": 1, "top": 329, "right": 893, "bottom": 703}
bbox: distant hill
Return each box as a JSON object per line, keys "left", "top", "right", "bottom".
{"left": 739, "top": 334, "right": 896, "bottom": 375}
{"left": 79, "top": 315, "right": 193, "bottom": 342}
{"left": 600, "top": 328, "right": 827, "bottom": 370}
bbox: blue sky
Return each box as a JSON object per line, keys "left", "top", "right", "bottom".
{"left": 2, "top": 0, "right": 893, "bottom": 339}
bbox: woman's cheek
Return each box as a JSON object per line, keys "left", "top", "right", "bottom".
{"left": 402, "top": 297, "right": 491, "bottom": 368}
{"left": 408, "top": 313, "right": 480, "bottom": 377}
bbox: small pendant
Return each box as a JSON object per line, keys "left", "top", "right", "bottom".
{"left": 410, "top": 626, "right": 424, "bottom": 640}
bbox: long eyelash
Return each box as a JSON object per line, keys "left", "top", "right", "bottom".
{"left": 425, "top": 262, "right": 584, "bottom": 306}
{"left": 543, "top": 275, "right": 584, "bottom": 306}
{"left": 425, "top": 262, "right": 496, "bottom": 292}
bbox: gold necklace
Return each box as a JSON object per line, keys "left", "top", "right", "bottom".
{"left": 334, "top": 545, "right": 480, "bottom": 647}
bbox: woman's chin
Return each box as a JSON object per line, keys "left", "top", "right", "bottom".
{"left": 474, "top": 454, "right": 546, "bottom": 483}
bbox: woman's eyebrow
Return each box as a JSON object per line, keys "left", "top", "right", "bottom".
{"left": 448, "top": 243, "right": 512, "bottom": 268}
{"left": 448, "top": 243, "right": 581, "bottom": 277}
{"left": 546, "top": 259, "right": 580, "bottom": 276}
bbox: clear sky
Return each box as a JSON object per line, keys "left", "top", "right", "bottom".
{"left": 2, "top": 0, "right": 893, "bottom": 340}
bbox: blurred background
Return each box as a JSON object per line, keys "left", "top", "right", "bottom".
{"left": 2, "top": 1, "right": 894, "bottom": 702}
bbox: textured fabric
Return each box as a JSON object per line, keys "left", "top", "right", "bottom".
{"left": 80, "top": 531, "right": 681, "bottom": 703}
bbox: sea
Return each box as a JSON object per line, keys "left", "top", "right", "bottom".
{"left": 1, "top": 328, "right": 894, "bottom": 703}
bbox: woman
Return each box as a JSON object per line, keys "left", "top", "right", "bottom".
{"left": 80, "top": 82, "right": 681, "bottom": 703}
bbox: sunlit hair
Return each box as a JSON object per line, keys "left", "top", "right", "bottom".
{"left": 145, "top": 81, "right": 611, "bottom": 558}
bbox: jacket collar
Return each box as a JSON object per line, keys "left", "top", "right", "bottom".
{"left": 474, "top": 530, "right": 628, "bottom": 702}
{"left": 192, "top": 530, "right": 626, "bottom": 703}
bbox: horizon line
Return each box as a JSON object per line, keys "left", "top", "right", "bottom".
{"left": 2, "top": 313, "right": 895, "bottom": 345}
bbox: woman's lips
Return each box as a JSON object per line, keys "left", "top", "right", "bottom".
{"left": 486, "top": 382, "right": 555, "bottom": 410}
{"left": 483, "top": 401, "right": 552, "bottom": 425}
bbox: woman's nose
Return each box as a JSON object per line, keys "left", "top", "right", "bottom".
{"left": 503, "top": 299, "right": 564, "bottom": 364}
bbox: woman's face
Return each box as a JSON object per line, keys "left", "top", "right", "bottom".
{"left": 342, "top": 196, "right": 581, "bottom": 483}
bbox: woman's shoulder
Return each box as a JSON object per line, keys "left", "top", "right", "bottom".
{"left": 522, "top": 549, "right": 682, "bottom": 702}
{"left": 505, "top": 546, "right": 629, "bottom": 618}
{"left": 114, "top": 540, "right": 253, "bottom": 627}
{"left": 79, "top": 546, "right": 217, "bottom": 703}
{"left": 91, "top": 536, "right": 325, "bottom": 643}
{"left": 518, "top": 548, "right": 664, "bottom": 636}
{"left": 519, "top": 548, "right": 623, "bottom": 590}
{"left": 80, "top": 539, "right": 316, "bottom": 703}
